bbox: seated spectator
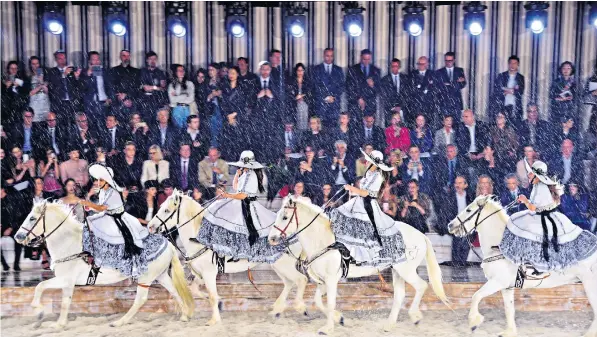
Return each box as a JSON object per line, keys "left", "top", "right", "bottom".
{"left": 94, "top": 146, "right": 108, "bottom": 165}
{"left": 384, "top": 112, "right": 411, "bottom": 154}
{"left": 330, "top": 140, "right": 355, "bottom": 194}
{"left": 179, "top": 114, "right": 211, "bottom": 161}
{"left": 499, "top": 173, "right": 529, "bottom": 214}
{"left": 291, "top": 181, "right": 312, "bottom": 203}
{"left": 266, "top": 148, "right": 295, "bottom": 203}
{"left": 550, "top": 116, "right": 581, "bottom": 158}
{"left": 402, "top": 145, "right": 431, "bottom": 194}
{"left": 490, "top": 111, "right": 519, "bottom": 173}
{"left": 476, "top": 174, "right": 494, "bottom": 196}
{"left": 432, "top": 144, "right": 466, "bottom": 197}
{"left": 300, "top": 116, "right": 329, "bottom": 157}
{"left": 277, "top": 119, "right": 301, "bottom": 154}
{"left": 355, "top": 143, "right": 374, "bottom": 178}
{"left": 1, "top": 149, "right": 14, "bottom": 184}
{"left": 518, "top": 103, "right": 551, "bottom": 152}
{"left": 141, "top": 144, "right": 170, "bottom": 186}
{"left": 295, "top": 145, "right": 331, "bottom": 198}
{"left": 100, "top": 113, "right": 130, "bottom": 159}
{"left": 549, "top": 139, "right": 583, "bottom": 185}
{"left": 397, "top": 179, "right": 431, "bottom": 233}
{"left": 112, "top": 141, "right": 144, "bottom": 192}
{"left": 60, "top": 178, "right": 85, "bottom": 222}
{"left": 171, "top": 143, "right": 199, "bottom": 192}
{"left": 69, "top": 112, "right": 100, "bottom": 163}
{"left": 128, "top": 180, "right": 159, "bottom": 225}
{"left": 149, "top": 107, "right": 180, "bottom": 160}
{"left": 9, "top": 146, "right": 35, "bottom": 190}
{"left": 330, "top": 112, "right": 353, "bottom": 154}
{"left": 387, "top": 149, "right": 405, "bottom": 196}
{"left": 8, "top": 108, "right": 42, "bottom": 158}
{"left": 198, "top": 147, "right": 229, "bottom": 200}
{"left": 353, "top": 115, "right": 385, "bottom": 154}
{"left": 314, "top": 183, "right": 337, "bottom": 208}
{"left": 127, "top": 113, "right": 151, "bottom": 157}
{"left": 34, "top": 111, "right": 67, "bottom": 161}
{"left": 168, "top": 64, "right": 196, "bottom": 128}
{"left": 192, "top": 187, "right": 204, "bottom": 204}
{"left": 380, "top": 184, "right": 399, "bottom": 218}
{"left": 157, "top": 178, "right": 175, "bottom": 208}
{"left": 59, "top": 148, "right": 89, "bottom": 188}
{"left": 432, "top": 115, "right": 455, "bottom": 155}
{"left": 560, "top": 182, "right": 591, "bottom": 231}
{"left": 410, "top": 114, "right": 434, "bottom": 155}
{"left": 220, "top": 112, "right": 250, "bottom": 162}
{"left": 456, "top": 109, "right": 489, "bottom": 171}
{"left": 516, "top": 145, "right": 538, "bottom": 189}
{"left": 582, "top": 112, "right": 597, "bottom": 160}
{"left": 479, "top": 145, "right": 504, "bottom": 194}
{"left": 38, "top": 148, "right": 62, "bottom": 197}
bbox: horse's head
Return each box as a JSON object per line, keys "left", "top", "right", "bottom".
{"left": 148, "top": 189, "right": 183, "bottom": 234}
{"left": 448, "top": 194, "right": 503, "bottom": 237}
{"left": 15, "top": 201, "right": 71, "bottom": 246}
{"left": 269, "top": 196, "right": 325, "bottom": 246}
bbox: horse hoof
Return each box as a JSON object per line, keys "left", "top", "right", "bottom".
{"left": 109, "top": 320, "right": 124, "bottom": 328}
{"left": 339, "top": 316, "right": 345, "bottom": 326}
{"left": 32, "top": 321, "right": 42, "bottom": 329}
{"left": 471, "top": 326, "right": 478, "bottom": 332}
{"left": 383, "top": 322, "right": 396, "bottom": 332}
{"left": 414, "top": 320, "right": 421, "bottom": 326}
{"left": 318, "top": 326, "right": 333, "bottom": 335}
{"left": 498, "top": 329, "right": 518, "bottom": 337}
{"left": 469, "top": 314, "right": 484, "bottom": 332}
{"left": 51, "top": 322, "right": 66, "bottom": 329}
{"left": 180, "top": 315, "right": 189, "bottom": 322}
{"left": 303, "top": 311, "right": 309, "bottom": 317}
{"left": 206, "top": 318, "right": 221, "bottom": 326}
{"left": 409, "top": 311, "right": 423, "bottom": 325}
{"left": 275, "top": 313, "right": 281, "bottom": 319}
{"left": 218, "top": 301, "right": 223, "bottom": 312}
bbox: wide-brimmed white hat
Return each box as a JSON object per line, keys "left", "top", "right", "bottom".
{"left": 88, "top": 163, "right": 123, "bottom": 192}
{"left": 524, "top": 160, "right": 558, "bottom": 185}
{"left": 360, "top": 148, "right": 393, "bottom": 172}
{"left": 228, "top": 150, "right": 264, "bottom": 169}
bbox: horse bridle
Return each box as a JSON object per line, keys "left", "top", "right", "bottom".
{"left": 453, "top": 196, "right": 517, "bottom": 237}
{"left": 21, "top": 203, "right": 75, "bottom": 247}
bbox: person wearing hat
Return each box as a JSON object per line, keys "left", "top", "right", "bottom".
{"left": 500, "top": 160, "right": 597, "bottom": 271}
{"left": 330, "top": 149, "right": 406, "bottom": 266}
{"left": 79, "top": 163, "right": 150, "bottom": 263}
{"left": 196, "top": 151, "right": 283, "bottom": 263}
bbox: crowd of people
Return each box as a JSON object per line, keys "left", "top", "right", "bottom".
{"left": 2, "top": 46, "right": 597, "bottom": 270}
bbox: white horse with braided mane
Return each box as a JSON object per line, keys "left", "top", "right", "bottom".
{"left": 147, "top": 190, "right": 309, "bottom": 326}
{"left": 14, "top": 201, "right": 195, "bottom": 328}
{"left": 448, "top": 195, "right": 597, "bottom": 337}
{"left": 268, "top": 197, "right": 450, "bottom": 335}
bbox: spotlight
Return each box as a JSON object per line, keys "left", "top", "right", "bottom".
{"left": 166, "top": 2, "right": 189, "bottom": 38}
{"left": 104, "top": 2, "right": 128, "bottom": 37}
{"left": 525, "top": 2, "right": 549, "bottom": 34}
{"left": 342, "top": 2, "right": 365, "bottom": 37}
{"left": 403, "top": 3, "right": 426, "bottom": 37}
{"left": 225, "top": 3, "right": 247, "bottom": 38}
{"left": 47, "top": 19, "right": 64, "bottom": 35}
{"left": 463, "top": 2, "right": 487, "bottom": 36}
{"left": 285, "top": 5, "right": 307, "bottom": 38}
{"left": 590, "top": 3, "right": 597, "bottom": 28}
{"left": 41, "top": 4, "right": 66, "bottom": 35}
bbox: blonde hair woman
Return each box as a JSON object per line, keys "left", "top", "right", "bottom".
{"left": 140, "top": 145, "right": 170, "bottom": 186}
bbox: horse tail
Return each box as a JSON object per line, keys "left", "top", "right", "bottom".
{"left": 169, "top": 244, "right": 196, "bottom": 317}
{"left": 422, "top": 235, "right": 451, "bottom": 309}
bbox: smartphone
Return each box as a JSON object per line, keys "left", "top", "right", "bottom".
{"left": 36, "top": 68, "right": 43, "bottom": 76}
{"left": 23, "top": 154, "right": 30, "bottom": 163}
{"left": 135, "top": 122, "right": 147, "bottom": 128}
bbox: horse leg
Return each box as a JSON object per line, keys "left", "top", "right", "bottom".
{"left": 269, "top": 273, "right": 292, "bottom": 317}
{"left": 156, "top": 271, "right": 190, "bottom": 322}
{"left": 469, "top": 278, "right": 505, "bottom": 331}
{"left": 384, "top": 268, "right": 406, "bottom": 332}
{"left": 313, "top": 282, "right": 342, "bottom": 324}
{"left": 293, "top": 274, "right": 308, "bottom": 315}
{"left": 202, "top": 266, "right": 222, "bottom": 326}
{"left": 31, "top": 277, "right": 70, "bottom": 324}
{"left": 318, "top": 278, "right": 340, "bottom": 335}
{"left": 53, "top": 284, "right": 75, "bottom": 328}
{"left": 579, "top": 273, "right": 597, "bottom": 337}
{"left": 401, "top": 267, "right": 428, "bottom": 325}
{"left": 110, "top": 285, "right": 149, "bottom": 327}
{"left": 499, "top": 288, "right": 518, "bottom": 337}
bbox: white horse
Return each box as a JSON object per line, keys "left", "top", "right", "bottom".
{"left": 268, "top": 197, "right": 450, "bottom": 335}
{"left": 147, "top": 191, "right": 308, "bottom": 326}
{"left": 448, "top": 195, "right": 597, "bottom": 337}
{"left": 14, "top": 201, "right": 195, "bottom": 328}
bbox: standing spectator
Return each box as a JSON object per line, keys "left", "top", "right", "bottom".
{"left": 380, "top": 58, "right": 409, "bottom": 125}
{"left": 582, "top": 70, "right": 597, "bottom": 131}
{"left": 516, "top": 145, "right": 539, "bottom": 189}
{"left": 432, "top": 115, "right": 456, "bottom": 156}
{"left": 550, "top": 61, "right": 578, "bottom": 123}
{"left": 194, "top": 68, "right": 208, "bottom": 119}
{"left": 38, "top": 149, "right": 62, "bottom": 197}
{"left": 237, "top": 57, "right": 259, "bottom": 91}
{"left": 492, "top": 55, "right": 525, "bottom": 124}
{"left": 205, "top": 63, "right": 224, "bottom": 146}
{"left": 407, "top": 56, "right": 437, "bottom": 128}
{"left": 410, "top": 114, "right": 434, "bottom": 155}
{"left": 59, "top": 148, "right": 89, "bottom": 187}
{"left": 253, "top": 61, "right": 282, "bottom": 163}
{"left": 109, "top": 49, "right": 140, "bottom": 117}
{"left": 198, "top": 147, "right": 229, "bottom": 200}
{"left": 268, "top": 49, "right": 284, "bottom": 95}
{"left": 354, "top": 115, "right": 386, "bottom": 153}
{"left": 330, "top": 140, "right": 355, "bottom": 193}
{"left": 583, "top": 112, "right": 597, "bottom": 159}
{"left": 149, "top": 108, "right": 179, "bottom": 160}
{"left": 7, "top": 108, "right": 42, "bottom": 158}
{"left": 355, "top": 143, "right": 374, "bottom": 178}
{"left": 80, "top": 51, "right": 112, "bottom": 128}
{"left": 26, "top": 56, "right": 50, "bottom": 123}
{"left": 69, "top": 112, "right": 100, "bottom": 163}
{"left": 402, "top": 145, "right": 431, "bottom": 194}
{"left": 47, "top": 50, "right": 82, "bottom": 125}
{"left": 398, "top": 179, "right": 432, "bottom": 233}
{"left": 301, "top": 116, "right": 329, "bottom": 157}
{"left": 100, "top": 113, "right": 130, "bottom": 159}
{"left": 560, "top": 182, "right": 591, "bottom": 231}
{"left": 489, "top": 111, "right": 519, "bottom": 173}
{"left": 179, "top": 114, "right": 210, "bottom": 161}
{"left": 170, "top": 143, "right": 199, "bottom": 192}
{"left": 291, "top": 181, "right": 312, "bottom": 203}
{"left": 499, "top": 174, "right": 529, "bottom": 215}
{"left": 456, "top": 109, "right": 489, "bottom": 174}
{"left": 221, "top": 66, "right": 248, "bottom": 125}
{"left": 384, "top": 112, "right": 411, "bottom": 155}
{"left": 438, "top": 175, "right": 474, "bottom": 266}
{"left": 219, "top": 112, "right": 249, "bottom": 162}
{"left": 127, "top": 113, "right": 151, "bottom": 156}
{"left": 310, "top": 48, "right": 344, "bottom": 128}
{"left": 141, "top": 144, "right": 170, "bottom": 186}
{"left": 346, "top": 49, "right": 381, "bottom": 122}
{"left": 168, "top": 64, "right": 196, "bottom": 128}
{"left": 33, "top": 111, "right": 66, "bottom": 161}
{"left": 287, "top": 63, "right": 311, "bottom": 130}
{"left": 436, "top": 52, "right": 466, "bottom": 120}
{"left": 112, "top": 141, "right": 144, "bottom": 192}
{"left": 519, "top": 103, "right": 551, "bottom": 152}
{"left": 550, "top": 139, "right": 584, "bottom": 185}
{"left": 2, "top": 61, "right": 29, "bottom": 126}
{"left": 139, "top": 51, "right": 168, "bottom": 123}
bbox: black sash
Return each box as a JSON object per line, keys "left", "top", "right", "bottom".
{"left": 242, "top": 197, "right": 259, "bottom": 246}
{"left": 108, "top": 213, "right": 142, "bottom": 259}
{"left": 538, "top": 209, "right": 559, "bottom": 262}
{"left": 363, "top": 196, "right": 383, "bottom": 246}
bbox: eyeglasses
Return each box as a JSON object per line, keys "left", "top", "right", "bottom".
{"left": 46, "top": 119, "right": 56, "bottom": 122}
{"left": 24, "top": 115, "right": 33, "bottom": 118}
{"left": 149, "top": 151, "right": 157, "bottom": 155}
{"left": 445, "top": 59, "right": 454, "bottom": 62}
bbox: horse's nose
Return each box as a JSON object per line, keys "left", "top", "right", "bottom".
{"left": 14, "top": 232, "right": 26, "bottom": 243}
{"left": 268, "top": 237, "right": 278, "bottom": 246}
{"left": 148, "top": 226, "right": 154, "bottom": 234}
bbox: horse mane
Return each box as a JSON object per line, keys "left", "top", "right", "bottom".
{"left": 42, "top": 200, "right": 83, "bottom": 224}
{"left": 282, "top": 196, "right": 332, "bottom": 229}
{"left": 170, "top": 189, "right": 204, "bottom": 235}
{"left": 484, "top": 195, "right": 510, "bottom": 225}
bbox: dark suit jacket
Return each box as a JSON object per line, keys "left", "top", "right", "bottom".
{"left": 170, "top": 156, "right": 199, "bottom": 190}
{"left": 149, "top": 124, "right": 180, "bottom": 158}
{"left": 80, "top": 68, "right": 112, "bottom": 105}
{"left": 401, "top": 157, "right": 432, "bottom": 194}
{"left": 455, "top": 122, "right": 490, "bottom": 156}
{"left": 178, "top": 125, "right": 211, "bottom": 161}
{"left": 32, "top": 123, "right": 69, "bottom": 161}
{"left": 310, "top": 63, "right": 344, "bottom": 123}
{"left": 492, "top": 71, "right": 525, "bottom": 122}
{"left": 67, "top": 125, "right": 102, "bottom": 163}
{"left": 329, "top": 153, "right": 356, "bottom": 186}
{"left": 499, "top": 188, "right": 529, "bottom": 214}
{"left": 380, "top": 72, "right": 409, "bottom": 121}
{"left": 435, "top": 67, "right": 466, "bottom": 114}
{"left": 278, "top": 129, "right": 302, "bottom": 154}
{"left": 437, "top": 190, "right": 474, "bottom": 235}
{"left": 346, "top": 63, "right": 381, "bottom": 116}
{"left": 7, "top": 123, "right": 43, "bottom": 156}
{"left": 99, "top": 125, "right": 131, "bottom": 152}
{"left": 108, "top": 64, "right": 141, "bottom": 101}
{"left": 352, "top": 125, "right": 386, "bottom": 153}
{"left": 406, "top": 69, "right": 437, "bottom": 123}
{"left": 252, "top": 77, "right": 283, "bottom": 126}
{"left": 432, "top": 157, "right": 467, "bottom": 192}
{"left": 518, "top": 119, "right": 551, "bottom": 152}
{"left": 285, "top": 77, "right": 313, "bottom": 125}
{"left": 549, "top": 155, "right": 584, "bottom": 184}
{"left": 47, "top": 67, "right": 82, "bottom": 108}
{"left": 300, "top": 130, "right": 330, "bottom": 155}
{"left": 111, "top": 152, "right": 144, "bottom": 190}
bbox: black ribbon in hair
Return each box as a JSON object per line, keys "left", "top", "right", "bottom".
{"left": 108, "top": 213, "right": 142, "bottom": 259}
{"left": 539, "top": 209, "right": 559, "bottom": 262}
{"left": 242, "top": 197, "right": 259, "bottom": 246}
{"left": 363, "top": 196, "right": 383, "bottom": 247}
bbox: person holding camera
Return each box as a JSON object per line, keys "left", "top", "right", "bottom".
{"left": 81, "top": 51, "right": 112, "bottom": 128}
{"left": 550, "top": 61, "right": 578, "bottom": 124}
{"left": 2, "top": 61, "right": 28, "bottom": 126}
{"left": 47, "top": 50, "right": 82, "bottom": 125}
{"left": 26, "top": 56, "right": 50, "bottom": 123}
{"left": 398, "top": 179, "right": 431, "bottom": 233}
{"left": 38, "top": 148, "right": 62, "bottom": 197}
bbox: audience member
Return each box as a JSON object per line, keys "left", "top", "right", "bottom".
{"left": 139, "top": 51, "right": 168, "bottom": 122}
{"left": 492, "top": 55, "right": 525, "bottom": 124}
{"left": 26, "top": 56, "right": 50, "bottom": 123}
{"left": 113, "top": 141, "right": 144, "bottom": 191}
{"left": 168, "top": 64, "right": 196, "bottom": 128}
{"left": 37, "top": 148, "right": 62, "bottom": 197}
{"left": 310, "top": 48, "right": 344, "bottom": 128}
{"left": 198, "top": 147, "right": 229, "bottom": 200}
{"left": 179, "top": 114, "right": 210, "bottom": 161}
{"left": 550, "top": 61, "right": 578, "bottom": 123}
{"left": 398, "top": 179, "right": 431, "bottom": 233}
{"left": 384, "top": 112, "right": 411, "bottom": 155}
{"left": 516, "top": 145, "right": 539, "bottom": 189}
{"left": 410, "top": 114, "right": 433, "bottom": 155}
{"left": 499, "top": 173, "right": 529, "bottom": 214}
{"left": 550, "top": 139, "right": 583, "bottom": 185}
{"left": 436, "top": 52, "right": 466, "bottom": 120}
{"left": 59, "top": 148, "right": 89, "bottom": 188}
{"left": 149, "top": 107, "right": 179, "bottom": 160}
{"left": 432, "top": 115, "right": 456, "bottom": 156}
{"left": 141, "top": 144, "right": 170, "bottom": 186}
{"left": 560, "top": 182, "right": 591, "bottom": 231}
{"left": 380, "top": 58, "right": 408, "bottom": 125}
{"left": 80, "top": 51, "right": 112, "bottom": 127}
{"left": 170, "top": 143, "right": 199, "bottom": 192}
{"left": 47, "top": 50, "right": 82, "bottom": 125}
{"left": 346, "top": 49, "right": 381, "bottom": 122}
{"left": 286, "top": 63, "right": 311, "bottom": 130}
{"left": 408, "top": 56, "right": 437, "bottom": 127}
{"left": 2, "top": 61, "right": 28, "bottom": 126}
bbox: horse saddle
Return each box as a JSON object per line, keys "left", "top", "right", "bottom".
{"left": 515, "top": 263, "right": 550, "bottom": 288}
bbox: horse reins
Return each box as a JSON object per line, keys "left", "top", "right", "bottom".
{"left": 23, "top": 203, "right": 76, "bottom": 247}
